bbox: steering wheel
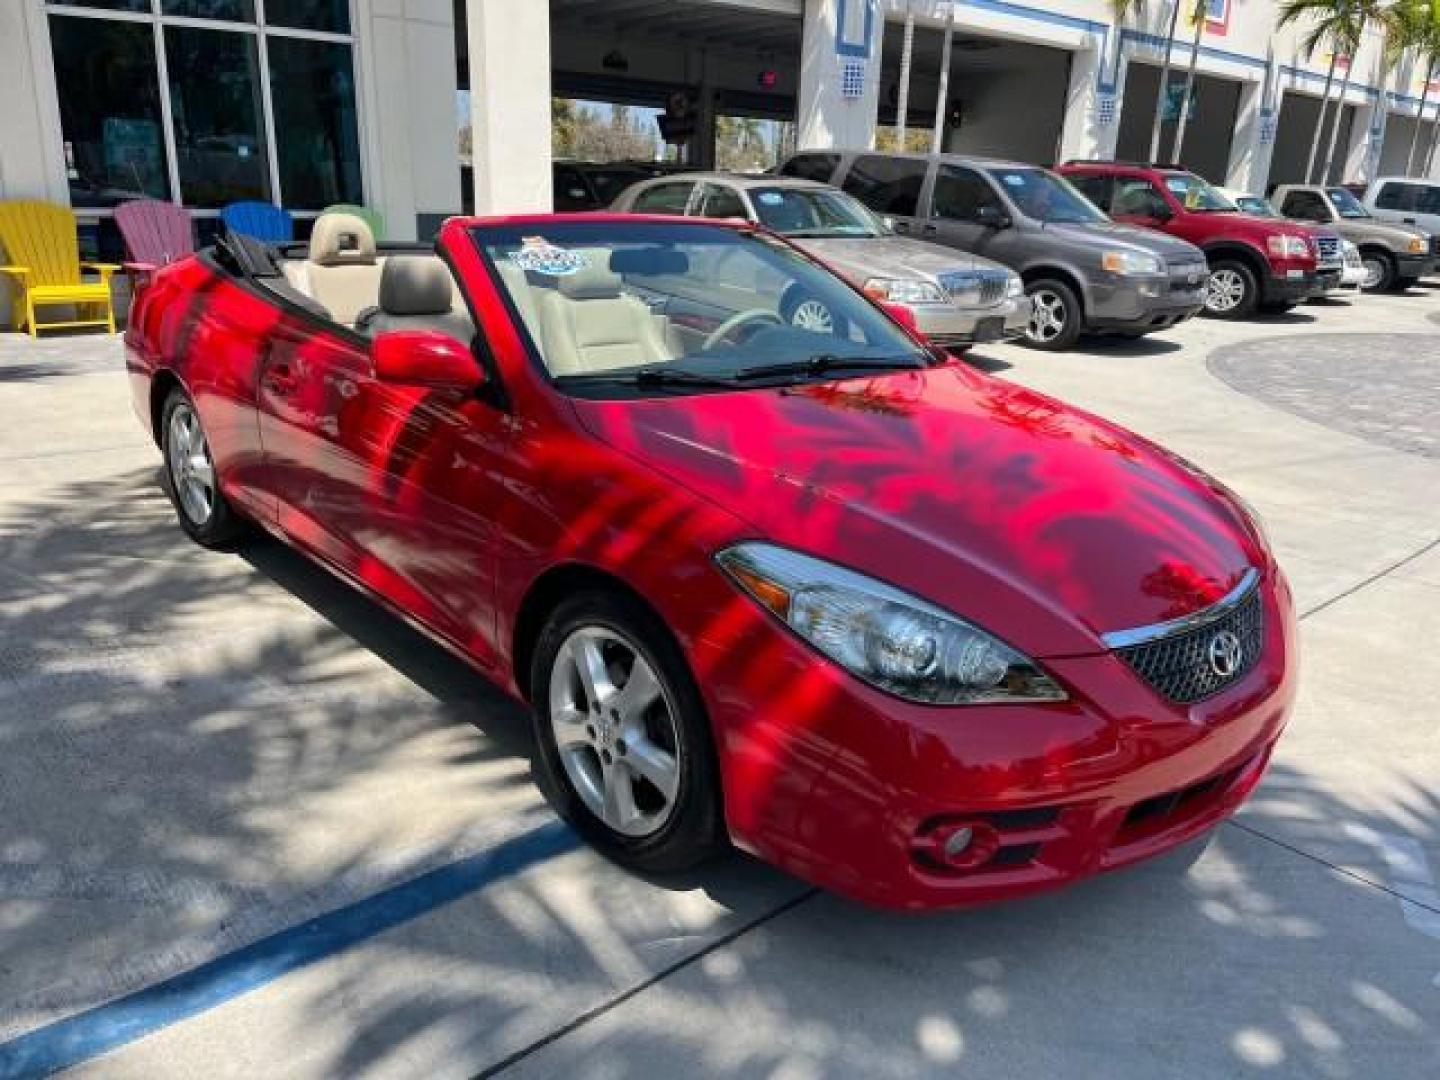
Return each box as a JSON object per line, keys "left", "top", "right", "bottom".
{"left": 703, "top": 308, "right": 785, "bottom": 350}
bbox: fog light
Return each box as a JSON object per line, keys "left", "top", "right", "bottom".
{"left": 921, "top": 820, "right": 1001, "bottom": 871}
{"left": 943, "top": 826, "right": 974, "bottom": 859}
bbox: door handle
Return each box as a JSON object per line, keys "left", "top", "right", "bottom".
{"left": 263, "top": 361, "right": 298, "bottom": 395}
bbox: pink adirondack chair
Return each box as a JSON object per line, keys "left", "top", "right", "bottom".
{"left": 114, "top": 199, "right": 195, "bottom": 285}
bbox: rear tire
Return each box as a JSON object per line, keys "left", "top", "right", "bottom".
{"left": 1203, "top": 259, "right": 1259, "bottom": 319}
{"left": 161, "top": 387, "right": 248, "bottom": 549}
{"left": 1023, "top": 278, "right": 1083, "bottom": 351}
{"left": 530, "top": 589, "right": 725, "bottom": 874}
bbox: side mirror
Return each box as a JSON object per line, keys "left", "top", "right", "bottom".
{"left": 372, "top": 330, "right": 484, "bottom": 392}
{"left": 974, "top": 205, "right": 1011, "bottom": 229}
{"left": 881, "top": 301, "right": 926, "bottom": 339}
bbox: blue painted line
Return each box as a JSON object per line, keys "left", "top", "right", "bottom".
{"left": 0, "top": 822, "right": 578, "bottom": 1079}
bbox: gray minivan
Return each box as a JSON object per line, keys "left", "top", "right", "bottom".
{"left": 779, "top": 151, "right": 1208, "bottom": 350}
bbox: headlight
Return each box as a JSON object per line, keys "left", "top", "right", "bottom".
{"left": 1266, "top": 234, "right": 1311, "bottom": 259}
{"left": 1006, "top": 274, "right": 1024, "bottom": 298}
{"left": 1101, "top": 250, "right": 1163, "bottom": 275}
{"left": 716, "top": 543, "right": 1067, "bottom": 705}
{"left": 863, "top": 277, "right": 948, "bottom": 305}
{"left": 1408, "top": 236, "right": 1427, "bottom": 254}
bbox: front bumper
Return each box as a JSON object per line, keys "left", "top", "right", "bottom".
{"left": 695, "top": 567, "right": 1299, "bottom": 910}
{"left": 911, "top": 296, "right": 1029, "bottom": 346}
{"left": 1396, "top": 252, "right": 1436, "bottom": 279}
{"left": 1261, "top": 268, "right": 1322, "bottom": 303}
{"left": 1088, "top": 274, "right": 1206, "bottom": 333}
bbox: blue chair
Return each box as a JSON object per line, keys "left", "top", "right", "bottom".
{"left": 220, "top": 201, "right": 294, "bottom": 243}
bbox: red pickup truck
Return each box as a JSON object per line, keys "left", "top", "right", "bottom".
{"left": 1058, "top": 161, "right": 1334, "bottom": 319}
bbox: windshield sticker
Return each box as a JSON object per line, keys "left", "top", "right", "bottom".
{"left": 757, "top": 192, "right": 785, "bottom": 205}
{"left": 1002, "top": 175, "right": 1025, "bottom": 187}
{"left": 508, "top": 237, "right": 589, "bottom": 276}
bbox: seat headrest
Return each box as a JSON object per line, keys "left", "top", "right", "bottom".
{"left": 380, "top": 257, "right": 454, "bottom": 315}
{"left": 556, "top": 261, "right": 623, "bottom": 300}
{"left": 309, "top": 212, "right": 376, "bottom": 266}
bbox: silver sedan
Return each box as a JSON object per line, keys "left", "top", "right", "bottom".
{"left": 610, "top": 172, "right": 1030, "bottom": 348}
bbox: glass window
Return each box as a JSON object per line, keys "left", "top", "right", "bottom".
{"left": 631, "top": 182, "right": 696, "bottom": 213}
{"left": 166, "top": 26, "right": 270, "bottom": 206}
{"left": 267, "top": 36, "right": 361, "bottom": 208}
{"left": 264, "top": 0, "right": 350, "bottom": 33}
{"left": 1326, "top": 187, "right": 1371, "bottom": 218}
{"left": 989, "top": 167, "right": 1107, "bottom": 224}
{"left": 1161, "top": 172, "right": 1232, "bottom": 211}
{"left": 841, "top": 155, "right": 926, "bottom": 217}
{"left": 1066, "top": 174, "right": 1112, "bottom": 211}
{"left": 1280, "top": 191, "right": 1330, "bottom": 222}
{"left": 162, "top": 0, "right": 256, "bottom": 20}
{"left": 50, "top": 0, "right": 152, "bottom": 11}
{"left": 554, "top": 166, "right": 594, "bottom": 211}
{"left": 932, "top": 166, "right": 1004, "bottom": 221}
{"left": 1375, "top": 182, "right": 1414, "bottom": 211}
{"left": 698, "top": 185, "right": 748, "bottom": 220}
{"left": 475, "top": 221, "right": 925, "bottom": 388}
{"left": 1111, "top": 178, "right": 1170, "bottom": 219}
{"left": 779, "top": 153, "right": 840, "bottom": 183}
{"left": 49, "top": 15, "right": 170, "bottom": 207}
{"left": 583, "top": 167, "right": 652, "bottom": 208}
{"left": 1235, "top": 195, "right": 1279, "bottom": 218}
{"left": 747, "top": 187, "right": 878, "bottom": 236}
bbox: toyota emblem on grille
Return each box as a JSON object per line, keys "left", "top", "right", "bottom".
{"left": 1206, "top": 630, "right": 1244, "bottom": 678}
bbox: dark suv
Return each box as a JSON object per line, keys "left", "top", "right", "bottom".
{"left": 779, "top": 150, "right": 1207, "bottom": 350}
{"left": 1058, "top": 161, "right": 1329, "bottom": 319}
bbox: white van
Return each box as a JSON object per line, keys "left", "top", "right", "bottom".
{"left": 1360, "top": 177, "right": 1440, "bottom": 238}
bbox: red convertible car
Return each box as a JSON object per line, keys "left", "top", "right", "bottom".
{"left": 125, "top": 211, "right": 1297, "bottom": 909}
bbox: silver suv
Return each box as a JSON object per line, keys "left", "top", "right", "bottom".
{"left": 779, "top": 151, "right": 1208, "bottom": 350}
{"left": 610, "top": 172, "right": 1029, "bottom": 349}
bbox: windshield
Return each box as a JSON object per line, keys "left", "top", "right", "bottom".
{"left": 475, "top": 221, "right": 926, "bottom": 394}
{"left": 985, "top": 167, "right": 1107, "bottom": 224}
{"left": 1326, "top": 187, "right": 1371, "bottom": 218}
{"left": 748, "top": 186, "right": 881, "bottom": 237}
{"left": 1162, "top": 173, "right": 1233, "bottom": 211}
{"left": 1235, "top": 195, "right": 1279, "bottom": 218}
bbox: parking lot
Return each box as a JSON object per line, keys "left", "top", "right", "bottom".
{"left": 2, "top": 289, "right": 1439, "bottom": 1078}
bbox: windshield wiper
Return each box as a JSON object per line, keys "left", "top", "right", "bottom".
{"left": 559, "top": 367, "right": 743, "bottom": 391}
{"left": 730, "top": 353, "right": 925, "bottom": 382}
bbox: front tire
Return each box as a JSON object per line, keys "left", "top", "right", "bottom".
{"left": 1203, "top": 259, "right": 1259, "bottom": 319}
{"left": 530, "top": 589, "right": 724, "bottom": 874}
{"left": 1024, "top": 278, "right": 1082, "bottom": 351}
{"left": 1360, "top": 250, "right": 1396, "bottom": 292}
{"left": 161, "top": 387, "right": 247, "bottom": 549}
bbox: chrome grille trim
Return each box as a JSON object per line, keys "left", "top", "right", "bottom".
{"left": 1101, "top": 568, "right": 1261, "bottom": 650}
{"left": 939, "top": 270, "right": 1010, "bottom": 308}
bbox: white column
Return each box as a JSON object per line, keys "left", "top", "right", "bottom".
{"left": 466, "top": 0, "right": 552, "bottom": 214}
{"left": 1225, "top": 78, "right": 1274, "bottom": 192}
{"left": 1057, "top": 42, "right": 1117, "bottom": 165}
{"left": 361, "top": 0, "right": 463, "bottom": 239}
{"left": 1342, "top": 100, "right": 1380, "bottom": 183}
{"left": 798, "top": 0, "right": 883, "bottom": 150}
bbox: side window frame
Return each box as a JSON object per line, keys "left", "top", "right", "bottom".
{"left": 631, "top": 181, "right": 699, "bottom": 215}
{"left": 1065, "top": 173, "right": 1113, "bottom": 212}
{"left": 929, "top": 163, "right": 1005, "bottom": 222}
{"left": 697, "top": 183, "right": 751, "bottom": 221}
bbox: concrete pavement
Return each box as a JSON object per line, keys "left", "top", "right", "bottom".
{"left": 0, "top": 288, "right": 1437, "bottom": 1078}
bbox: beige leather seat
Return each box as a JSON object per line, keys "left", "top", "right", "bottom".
{"left": 535, "top": 261, "right": 672, "bottom": 375}
{"left": 285, "top": 212, "right": 383, "bottom": 326}
{"left": 358, "top": 256, "right": 475, "bottom": 342}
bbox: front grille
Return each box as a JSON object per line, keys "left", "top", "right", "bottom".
{"left": 1166, "top": 259, "right": 1208, "bottom": 291}
{"left": 1316, "top": 235, "right": 1342, "bottom": 267}
{"left": 1116, "top": 757, "right": 1253, "bottom": 842}
{"left": 1430, "top": 234, "right": 1440, "bottom": 258}
{"left": 939, "top": 270, "right": 1009, "bottom": 307}
{"left": 1112, "top": 579, "right": 1264, "bottom": 703}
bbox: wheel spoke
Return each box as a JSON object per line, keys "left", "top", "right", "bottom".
{"left": 602, "top": 760, "right": 640, "bottom": 829}
{"left": 552, "top": 704, "right": 591, "bottom": 750}
{"left": 614, "top": 660, "right": 661, "bottom": 722}
{"left": 570, "top": 633, "right": 615, "bottom": 710}
{"left": 626, "top": 733, "right": 679, "bottom": 804}
{"left": 190, "top": 457, "right": 215, "bottom": 490}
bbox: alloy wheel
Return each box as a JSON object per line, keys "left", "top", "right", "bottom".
{"left": 1206, "top": 269, "right": 1245, "bottom": 314}
{"left": 790, "top": 299, "right": 835, "bottom": 334}
{"left": 1027, "top": 288, "right": 1067, "bottom": 344}
{"left": 166, "top": 402, "right": 216, "bottom": 526}
{"left": 1361, "top": 256, "right": 1386, "bottom": 290}
{"left": 548, "top": 626, "right": 682, "bottom": 838}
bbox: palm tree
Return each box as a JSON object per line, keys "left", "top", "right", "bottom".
{"left": 1173, "top": 0, "right": 1217, "bottom": 161}
{"left": 1277, "top": 0, "right": 1373, "bottom": 184}
{"left": 1393, "top": 0, "right": 1440, "bottom": 174}
{"left": 1147, "top": 0, "right": 1184, "bottom": 161}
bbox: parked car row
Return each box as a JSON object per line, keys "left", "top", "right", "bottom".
{"left": 574, "top": 151, "right": 1438, "bottom": 353}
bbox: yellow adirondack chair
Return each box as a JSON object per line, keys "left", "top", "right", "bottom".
{"left": 0, "top": 200, "right": 118, "bottom": 337}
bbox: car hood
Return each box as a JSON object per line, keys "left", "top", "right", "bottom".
{"left": 573, "top": 364, "right": 1264, "bottom": 658}
{"left": 1337, "top": 218, "right": 1429, "bottom": 245}
{"left": 1042, "top": 221, "right": 1202, "bottom": 259}
{"left": 787, "top": 235, "right": 1009, "bottom": 282}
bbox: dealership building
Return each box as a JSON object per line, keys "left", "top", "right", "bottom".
{"left": 3, "top": 0, "right": 1440, "bottom": 250}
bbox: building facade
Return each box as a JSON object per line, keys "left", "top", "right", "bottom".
{"left": 3, "top": 0, "right": 1440, "bottom": 250}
